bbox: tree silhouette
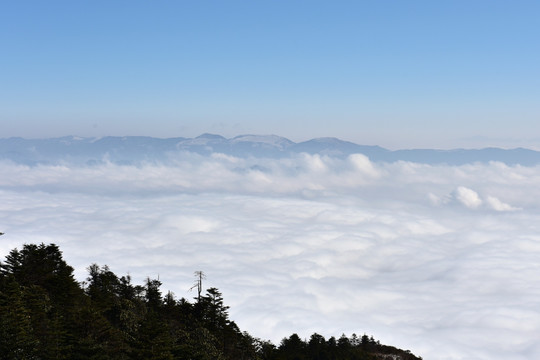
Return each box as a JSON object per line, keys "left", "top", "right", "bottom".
{"left": 190, "top": 270, "right": 205, "bottom": 303}
{"left": 0, "top": 243, "right": 423, "bottom": 360}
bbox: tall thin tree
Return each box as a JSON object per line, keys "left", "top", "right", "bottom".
{"left": 190, "top": 271, "right": 205, "bottom": 302}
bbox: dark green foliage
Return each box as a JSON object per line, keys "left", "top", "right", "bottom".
{"left": 0, "top": 278, "right": 40, "bottom": 359}
{"left": 0, "top": 243, "right": 422, "bottom": 360}
{"left": 273, "top": 332, "right": 422, "bottom": 360}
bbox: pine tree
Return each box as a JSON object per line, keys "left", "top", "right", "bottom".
{"left": 0, "top": 278, "right": 40, "bottom": 359}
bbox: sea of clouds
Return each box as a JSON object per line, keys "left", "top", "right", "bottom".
{"left": 1, "top": 152, "right": 540, "bottom": 359}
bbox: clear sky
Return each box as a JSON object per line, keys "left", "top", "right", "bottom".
{"left": 1, "top": 1, "right": 538, "bottom": 149}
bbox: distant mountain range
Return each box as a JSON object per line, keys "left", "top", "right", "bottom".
{"left": 1, "top": 134, "right": 540, "bottom": 166}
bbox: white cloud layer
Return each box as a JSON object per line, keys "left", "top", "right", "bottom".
{"left": 1, "top": 154, "right": 540, "bottom": 359}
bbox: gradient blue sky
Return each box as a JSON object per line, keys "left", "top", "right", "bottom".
{"left": 1, "top": 1, "right": 538, "bottom": 149}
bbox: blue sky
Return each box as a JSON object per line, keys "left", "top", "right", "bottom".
{"left": 1, "top": 1, "right": 538, "bottom": 148}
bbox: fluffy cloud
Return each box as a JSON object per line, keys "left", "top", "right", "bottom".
{"left": 485, "top": 196, "right": 520, "bottom": 212}
{"left": 455, "top": 186, "right": 483, "bottom": 209}
{"left": 1, "top": 155, "right": 540, "bottom": 360}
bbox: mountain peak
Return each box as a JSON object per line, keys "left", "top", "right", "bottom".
{"left": 231, "top": 134, "right": 295, "bottom": 149}
{"left": 195, "top": 133, "right": 226, "bottom": 140}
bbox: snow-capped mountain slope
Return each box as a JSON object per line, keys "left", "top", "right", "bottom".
{"left": 230, "top": 135, "right": 295, "bottom": 149}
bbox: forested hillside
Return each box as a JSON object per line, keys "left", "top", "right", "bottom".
{"left": 0, "top": 243, "right": 422, "bottom": 360}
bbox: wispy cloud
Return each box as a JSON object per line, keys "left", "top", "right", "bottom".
{"left": 1, "top": 154, "right": 539, "bottom": 359}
